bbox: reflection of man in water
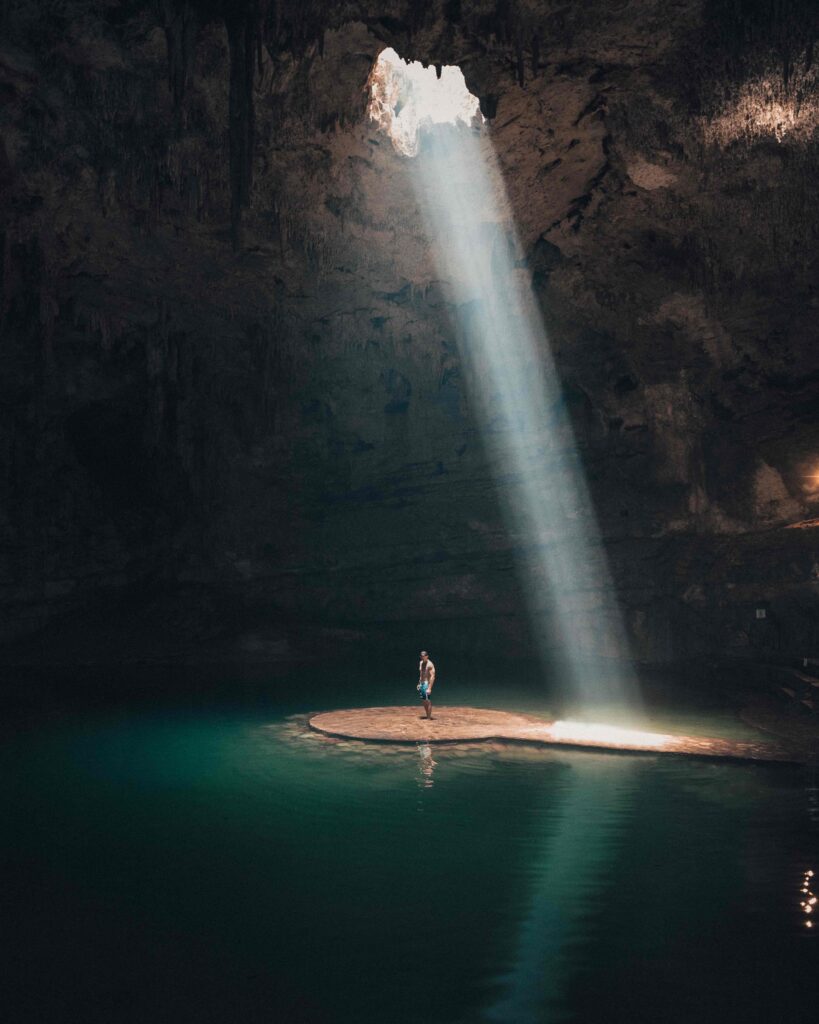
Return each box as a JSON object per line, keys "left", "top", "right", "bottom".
{"left": 418, "top": 743, "right": 436, "bottom": 788}
{"left": 418, "top": 650, "right": 436, "bottom": 719}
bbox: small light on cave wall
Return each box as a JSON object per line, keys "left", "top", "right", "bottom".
{"left": 801, "top": 465, "right": 819, "bottom": 497}
{"left": 705, "top": 76, "right": 819, "bottom": 146}
{"left": 367, "top": 47, "right": 483, "bottom": 157}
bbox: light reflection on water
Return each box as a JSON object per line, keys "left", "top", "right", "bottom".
{"left": 485, "top": 757, "right": 637, "bottom": 1023}
{"left": 801, "top": 868, "right": 817, "bottom": 930}
{"left": 3, "top": 702, "right": 818, "bottom": 1024}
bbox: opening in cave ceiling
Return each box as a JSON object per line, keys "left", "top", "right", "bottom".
{"left": 367, "top": 47, "right": 484, "bottom": 157}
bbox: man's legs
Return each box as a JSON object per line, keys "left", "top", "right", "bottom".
{"left": 423, "top": 696, "right": 432, "bottom": 719}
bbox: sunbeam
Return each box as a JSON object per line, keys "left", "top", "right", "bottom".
{"left": 370, "top": 49, "right": 639, "bottom": 716}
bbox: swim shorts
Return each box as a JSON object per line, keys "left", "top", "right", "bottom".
{"left": 418, "top": 684, "right": 430, "bottom": 700}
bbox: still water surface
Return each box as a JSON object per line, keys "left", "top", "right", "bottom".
{"left": 4, "top": 669, "right": 818, "bottom": 1023}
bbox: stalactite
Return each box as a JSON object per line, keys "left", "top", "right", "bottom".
{"left": 480, "top": 94, "right": 498, "bottom": 119}
{"left": 445, "top": 0, "right": 462, "bottom": 24}
{"left": 408, "top": 0, "right": 432, "bottom": 36}
{"left": 0, "top": 230, "right": 11, "bottom": 334}
{"left": 495, "top": 0, "right": 512, "bottom": 45}
{"left": 264, "top": 0, "right": 323, "bottom": 60}
{"left": 222, "top": 0, "right": 338, "bottom": 250}
{"left": 707, "top": 0, "right": 819, "bottom": 86}
{"left": 226, "top": 7, "right": 256, "bottom": 250}
{"left": 257, "top": 10, "right": 265, "bottom": 74}
{"left": 160, "top": 0, "right": 199, "bottom": 132}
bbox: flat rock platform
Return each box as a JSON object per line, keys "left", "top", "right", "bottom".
{"left": 308, "top": 706, "right": 806, "bottom": 763}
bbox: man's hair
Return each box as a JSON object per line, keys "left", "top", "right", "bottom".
{"left": 420, "top": 650, "right": 428, "bottom": 657}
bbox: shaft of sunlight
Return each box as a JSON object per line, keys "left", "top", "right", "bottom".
{"left": 370, "top": 49, "right": 639, "bottom": 716}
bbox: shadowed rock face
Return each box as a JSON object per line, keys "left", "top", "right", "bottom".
{"left": 2, "top": 1, "right": 819, "bottom": 666}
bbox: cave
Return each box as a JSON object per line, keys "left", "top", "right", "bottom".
{"left": 3, "top": 2, "right": 819, "bottom": 1022}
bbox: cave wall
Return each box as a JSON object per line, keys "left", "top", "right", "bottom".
{"left": 2, "top": 0, "right": 819, "bottom": 665}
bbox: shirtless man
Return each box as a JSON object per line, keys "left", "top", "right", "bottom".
{"left": 418, "top": 650, "right": 436, "bottom": 719}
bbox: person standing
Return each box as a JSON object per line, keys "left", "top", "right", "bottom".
{"left": 418, "top": 650, "right": 436, "bottom": 719}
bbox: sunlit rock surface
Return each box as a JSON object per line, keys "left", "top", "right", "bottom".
{"left": 2, "top": 1, "right": 819, "bottom": 667}
{"left": 307, "top": 707, "right": 803, "bottom": 762}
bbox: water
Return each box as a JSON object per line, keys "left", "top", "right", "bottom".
{"left": 3, "top": 668, "right": 818, "bottom": 1023}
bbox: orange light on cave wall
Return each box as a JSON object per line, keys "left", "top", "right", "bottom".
{"left": 800, "top": 465, "right": 819, "bottom": 497}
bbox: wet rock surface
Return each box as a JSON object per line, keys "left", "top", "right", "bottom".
{"left": 309, "top": 705, "right": 544, "bottom": 743}
{"left": 308, "top": 705, "right": 804, "bottom": 762}
{"left": 2, "top": 2, "right": 819, "bottom": 667}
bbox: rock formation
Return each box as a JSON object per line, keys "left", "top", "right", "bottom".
{"left": 2, "top": 1, "right": 818, "bottom": 667}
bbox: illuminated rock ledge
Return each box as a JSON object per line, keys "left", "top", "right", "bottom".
{"left": 307, "top": 707, "right": 805, "bottom": 764}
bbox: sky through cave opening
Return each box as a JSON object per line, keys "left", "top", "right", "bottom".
{"left": 368, "top": 47, "right": 483, "bottom": 157}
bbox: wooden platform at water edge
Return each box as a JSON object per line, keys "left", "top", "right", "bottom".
{"left": 307, "top": 706, "right": 809, "bottom": 764}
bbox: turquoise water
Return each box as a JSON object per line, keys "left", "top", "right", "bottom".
{"left": 3, "top": 669, "right": 818, "bottom": 1023}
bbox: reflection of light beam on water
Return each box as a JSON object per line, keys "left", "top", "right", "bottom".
{"left": 485, "top": 760, "right": 635, "bottom": 1022}
{"left": 369, "top": 51, "right": 638, "bottom": 712}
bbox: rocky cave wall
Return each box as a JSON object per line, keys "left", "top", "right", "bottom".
{"left": 2, "top": 0, "right": 819, "bottom": 666}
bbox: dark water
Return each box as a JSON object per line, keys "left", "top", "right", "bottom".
{"left": 3, "top": 667, "right": 818, "bottom": 1024}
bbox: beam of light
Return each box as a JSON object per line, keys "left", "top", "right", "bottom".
{"left": 369, "top": 51, "right": 639, "bottom": 714}
{"left": 484, "top": 759, "right": 636, "bottom": 1022}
